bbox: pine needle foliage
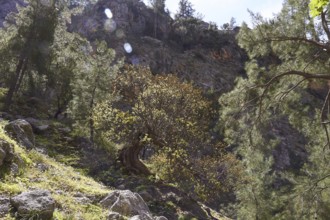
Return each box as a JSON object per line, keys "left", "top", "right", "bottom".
{"left": 219, "top": 0, "right": 330, "bottom": 218}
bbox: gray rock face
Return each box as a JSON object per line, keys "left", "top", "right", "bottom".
{"left": 0, "top": 196, "right": 10, "bottom": 217}
{"left": 5, "top": 119, "right": 35, "bottom": 149}
{"left": 129, "top": 213, "right": 153, "bottom": 220}
{"left": 136, "top": 185, "right": 162, "bottom": 203}
{"left": 101, "top": 190, "right": 168, "bottom": 220}
{"left": 10, "top": 162, "right": 19, "bottom": 175}
{"left": 154, "top": 217, "right": 168, "bottom": 220}
{"left": 108, "top": 211, "right": 124, "bottom": 220}
{"left": 24, "top": 118, "right": 50, "bottom": 134}
{"left": 71, "top": 0, "right": 162, "bottom": 38}
{"left": 73, "top": 192, "right": 92, "bottom": 205}
{"left": 10, "top": 190, "right": 55, "bottom": 219}
{"left": 129, "top": 214, "right": 168, "bottom": 220}
{"left": 0, "top": 0, "right": 26, "bottom": 27}
{"left": 70, "top": 0, "right": 245, "bottom": 97}
{"left": 101, "top": 190, "right": 150, "bottom": 217}
{"left": 0, "top": 139, "right": 14, "bottom": 167}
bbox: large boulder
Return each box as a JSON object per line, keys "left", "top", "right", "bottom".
{"left": 101, "top": 190, "right": 167, "bottom": 220}
{"left": 10, "top": 190, "right": 55, "bottom": 219}
{"left": 0, "top": 139, "right": 14, "bottom": 167}
{"left": 129, "top": 213, "right": 154, "bottom": 220}
{"left": 24, "top": 118, "right": 50, "bottom": 134}
{"left": 0, "top": 196, "right": 10, "bottom": 217}
{"left": 107, "top": 211, "right": 125, "bottom": 220}
{"left": 100, "top": 190, "right": 150, "bottom": 217}
{"left": 129, "top": 214, "right": 167, "bottom": 220}
{"left": 5, "top": 119, "right": 35, "bottom": 149}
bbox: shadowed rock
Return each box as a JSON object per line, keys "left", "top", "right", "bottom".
{"left": 101, "top": 190, "right": 168, "bottom": 220}
{"left": 11, "top": 190, "right": 55, "bottom": 220}
{"left": 24, "top": 118, "right": 50, "bottom": 134}
{"left": 0, "top": 196, "right": 10, "bottom": 217}
{"left": 101, "top": 190, "right": 150, "bottom": 217}
{"left": 5, "top": 119, "right": 35, "bottom": 149}
{"left": 0, "top": 139, "right": 14, "bottom": 167}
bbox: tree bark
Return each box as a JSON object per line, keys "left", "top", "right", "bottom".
{"left": 4, "top": 58, "right": 28, "bottom": 111}
{"left": 89, "top": 85, "right": 97, "bottom": 144}
{"left": 119, "top": 140, "right": 152, "bottom": 176}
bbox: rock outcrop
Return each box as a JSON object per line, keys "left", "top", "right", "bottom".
{"left": 24, "top": 118, "right": 50, "bottom": 134}
{"left": 0, "top": 139, "right": 14, "bottom": 167}
{"left": 10, "top": 190, "right": 55, "bottom": 219}
{"left": 70, "top": 0, "right": 246, "bottom": 95}
{"left": 0, "top": 196, "right": 10, "bottom": 217}
{"left": 5, "top": 119, "right": 35, "bottom": 149}
{"left": 101, "top": 190, "right": 150, "bottom": 217}
{"left": 101, "top": 190, "right": 167, "bottom": 220}
{"left": 0, "top": 0, "right": 26, "bottom": 27}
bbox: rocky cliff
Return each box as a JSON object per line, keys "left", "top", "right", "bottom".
{"left": 0, "top": 0, "right": 246, "bottom": 93}
{"left": 0, "top": 0, "right": 26, "bottom": 27}
{"left": 69, "top": 0, "right": 247, "bottom": 94}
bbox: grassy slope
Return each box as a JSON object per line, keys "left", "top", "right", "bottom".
{"left": 0, "top": 121, "right": 112, "bottom": 220}
{"left": 0, "top": 118, "right": 230, "bottom": 220}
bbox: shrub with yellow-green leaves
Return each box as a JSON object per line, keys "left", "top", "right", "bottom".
{"left": 93, "top": 65, "right": 243, "bottom": 200}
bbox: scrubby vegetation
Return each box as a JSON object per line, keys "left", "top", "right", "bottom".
{"left": 1, "top": 0, "right": 330, "bottom": 219}
{"left": 0, "top": 122, "right": 111, "bottom": 219}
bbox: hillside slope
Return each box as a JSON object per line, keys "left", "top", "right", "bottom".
{"left": 0, "top": 117, "right": 228, "bottom": 219}
{"left": 0, "top": 120, "right": 111, "bottom": 219}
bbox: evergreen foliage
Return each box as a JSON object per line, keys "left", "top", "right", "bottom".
{"left": 0, "top": 0, "right": 58, "bottom": 110}
{"left": 69, "top": 40, "right": 122, "bottom": 142}
{"left": 175, "top": 0, "right": 195, "bottom": 19}
{"left": 3, "top": 0, "right": 330, "bottom": 217}
{"left": 219, "top": 0, "right": 330, "bottom": 218}
{"left": 0, "top": 0, "right": 92, "bottom": 115}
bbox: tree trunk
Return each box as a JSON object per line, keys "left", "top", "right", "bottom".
{"left": 119, "top": 141, "right": 151, "bottom": 176}
{"left": 5, "top": 58, "right": 28, "bottom": 111}
{"left": 89, "top": 85, "right": 97, "bottom": 144}
{"left": 14, "top": 58, "right": 28, "bottom": 94}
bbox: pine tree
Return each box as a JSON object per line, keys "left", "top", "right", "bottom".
{"left": 49, "top": 4, "right": 92, "bottom": 118}
{"left": 69, "top": 40, "right": 121, "bottom": 143}
{"left": 220, "top": 0, "right": 330, "bottom": 218}
{"left": 175, "top": 0, "right": 195, "bottom": 19}
{"left": 0, "top": 0, "right": 58, "bottom": 110}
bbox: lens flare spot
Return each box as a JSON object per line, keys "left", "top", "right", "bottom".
{"left": 105, "top": 8, "right": 113, "bottom": 19}
{"left": 124, "top": 43, "right": 133, "bottom": 53}
{"left": 104, "top": 19, "right": 117, "bottom": 32}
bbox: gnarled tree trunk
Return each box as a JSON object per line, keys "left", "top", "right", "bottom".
{"left": 118, "top": 140, "right": 151, "bottom": 176}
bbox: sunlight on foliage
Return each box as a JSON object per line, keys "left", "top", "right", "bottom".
{"left": 0, "top": 123, "right": 111, "bottom": 219}
{"left": 309, "top": 0, "right": 329, "bottom": 17}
